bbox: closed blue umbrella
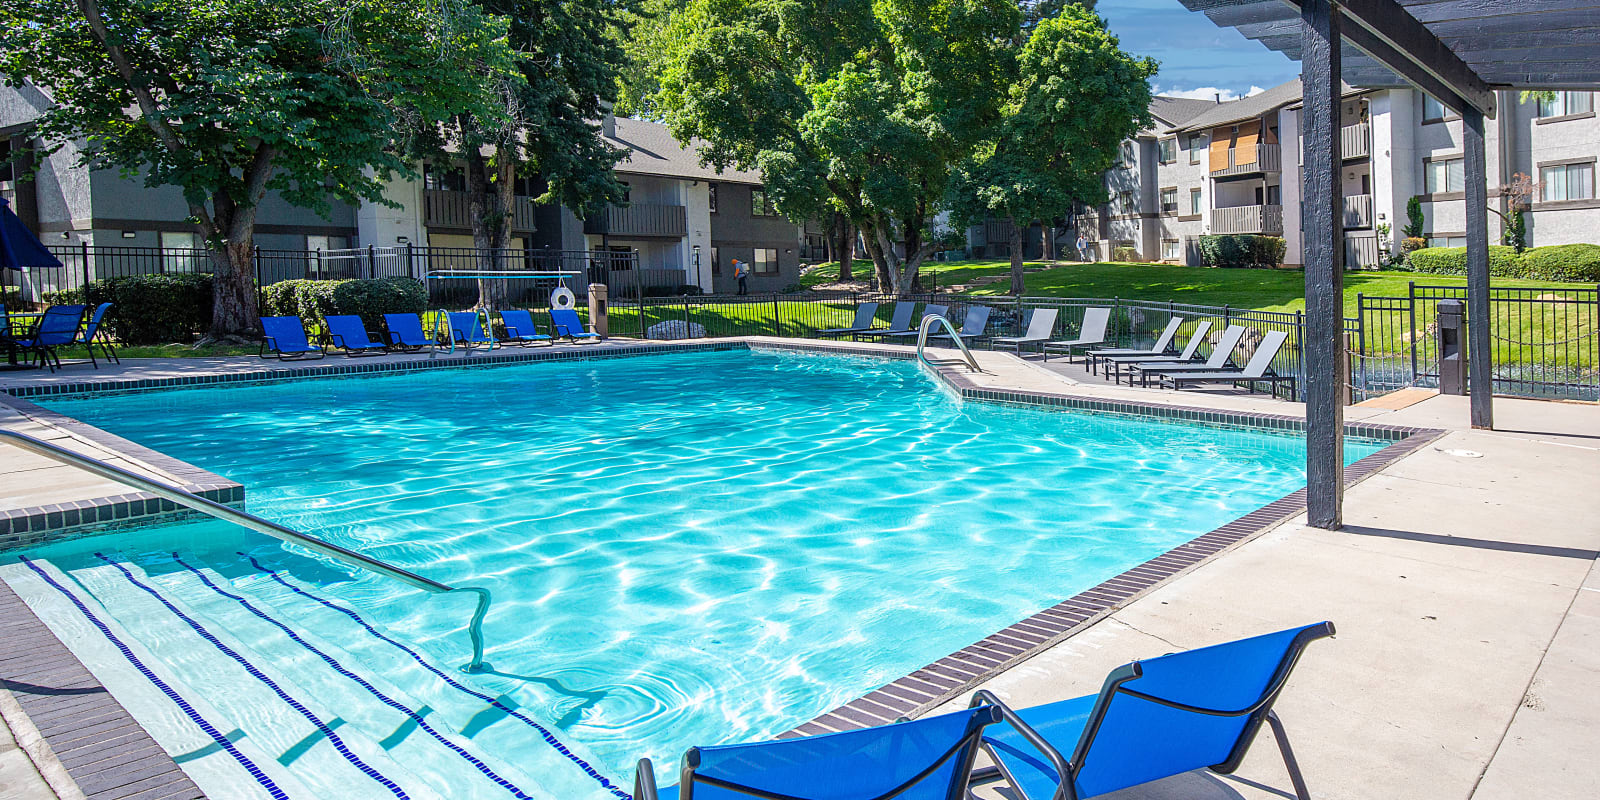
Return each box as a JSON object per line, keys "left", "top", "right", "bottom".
{"left": 0, "top": 196, "right": 62, "bottom": 270}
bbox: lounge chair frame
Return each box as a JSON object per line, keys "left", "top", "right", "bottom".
{"left": 258, "top": 316, "right": 326, "bottom": 361}
{"left": 1085, "top": 316, "right": 1184, "bottom": 375}
{"left": 991, "top": 308, "right": 1061, "bottom": 354}
{"left": 819, "top": 302, "right": 882, "bottom": 339}
{"left": 1041, "top": 308, "right": 1111, "bottom": 363}
{"left": 382, "top": 313, "right": 434, "bottom": 353}
{"left": 14, "top": 305, "right": 87, "bottom": 373}
{"left": 855, "top": 302, "right": 916, "bottom": 340}
{"left": 499, "top": 309, "right": 554, "bottom": 347}
{"left": 324, "top": 315, "right": 389, "bottom": 358}
{"left": 972, "top": 622, "right": 1333, "bottom": 800}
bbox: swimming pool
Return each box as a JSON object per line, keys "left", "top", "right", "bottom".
{"left": 5, "top": 349, "right": 1387, "bottom": 798}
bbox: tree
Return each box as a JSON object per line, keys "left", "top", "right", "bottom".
{"left": 624, "top": 0, "right": 1021, "bottom": 294}
{"left": 1, "top": 0, "right": 513, "bottom": 338}
{"left": 1403, "top": 195, "right": 1426, "bottom": 239}
{"left": 952, "top": 6, "right": 1153, "bottom": 294}
{"left": 1492, "top": 171, "right": 1539, "bottom": 253}
{"left": 409, "top": 0, "right": 634, "bottom": 310}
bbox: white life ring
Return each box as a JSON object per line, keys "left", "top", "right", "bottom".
{"left": 550, "top": 287, "right": 577, "bottom": 310}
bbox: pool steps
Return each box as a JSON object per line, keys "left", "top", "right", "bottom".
{"left": 32, "top": 552, "right": 608, "bottom": 799}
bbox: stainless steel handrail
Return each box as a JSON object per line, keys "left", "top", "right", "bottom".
{"left": 915, "top": 314, "right": 983, "bottom": 372}
{"left": 0, "top": 429, "right": 494, "bottom": 673}
{"left": 430, "top": 308, "right": 455, "bottom": 358}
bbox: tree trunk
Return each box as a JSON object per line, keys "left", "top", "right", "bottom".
{"left": 836, "top": 213, "right": 855, "bottom": 282}
{"left": 1041, "top": 222, "right": 1054, "bottom": 263}
{"left": 209, "top": 235, "right": 258, "bottom": 337}
{"left": 1009, "top": 217, "right": 1026, "bottom": 295}
{"left": 466, "top": 147, "right": 514, "bottom": 311}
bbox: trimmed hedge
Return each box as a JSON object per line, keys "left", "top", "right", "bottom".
{"left": 1198, "top": 234, "right": 1286, "bottom": 268}
{"left": 260, "top": 277, "right": 426, "bottom": 329}
{"left": 1405, "top": 244, "right": 1600, "bottom": 282}
{"left": 45, "top": 273, "right": 214, "bottom": 345}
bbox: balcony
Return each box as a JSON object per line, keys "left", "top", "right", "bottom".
{"left": 984, "top": 219, "right": 1014, "bottom": 244}
{"left": 1342, "top": 121, "right": 1371, "bottom": 160}
{"left": 424, "top": 189, "right": 538, "bottom": 231}
{"left": 1211, "top": 204, "right": 1284, "bottom": 235}
{"left": 1210, "top": 144, "right": 1282, "bottom": 177}
{"left": 583, "top": 203, "right": 688, "bottom": 238}
{"left": 1343, "top": 193, "right": 1374, "bottom": 229}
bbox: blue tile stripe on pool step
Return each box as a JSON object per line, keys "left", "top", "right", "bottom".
{"left": 92, "top": 553, "right": 410, "bottom": 800}
{"left": 243, "top": 555, "right": 633, "bottom": 800}
{"left": 17, "top": 555, "right": 290, "bottom": 800}
{"left": 171, "top": 554, "right": 536, "bottom": 800}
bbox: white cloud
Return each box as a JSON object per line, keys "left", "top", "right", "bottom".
{"left": 1155, "top": 85, "right": 1267, "bottom": 102}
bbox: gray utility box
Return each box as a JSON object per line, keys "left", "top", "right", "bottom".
{"left": 1436, "top": 299, "right": 1466, "bottom": 395}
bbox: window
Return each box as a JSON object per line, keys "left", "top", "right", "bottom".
{"left": 1116, "top": 191, "right": 1135, "bottom": 214}
{"left": 619, "top": 181, "right": 631, "bottom": 203}
{"left": 0, "top": 139, "right": 12, "bottom": 183}
{"left": 1120, "top": 141, "right": 1136, "bottom": 167}
{"left": 423, "top": 164, "right": 466, "bottom": 192}
{"left": 711, "top": 246, "right": 721, "bottom": 275}
{"left": 306, "top": 235, "right": 349, "bottom": 277}
{"left": 1158, "top": 138, "right": 1176, "bottom": 164}
{"left": 1424, "top": 157, "right": 1465, "bottom": 194}
{"left": 160, "top": 231, "right": 201, "bottom": 273}
{"left": 1537, "top": 91, "right": 1593, "bottom": 119}
{"left": 1161, "top": 239, "right": 1181, "bottom": 260}
{"left": 1160, "top": 188, "right": 1178, "bottom": 213}
{"left": 1266, "top": 184, "right": 1282, "bottom": 205}
{"left": 708, "top": 183, "right": 718, "bottom": 213}
{"left": 752, "top": 247, "right": 779, "bottom": 275}
{"left": 1189, "top": 188, "right": 1202, "bottom": 215}
{"left": 1422, "top": 94, "right": 1449, "bottom": 123}
{"left": 1541, "top": 162, "right": 1596, "bottom": 202}
{"left": 1188, "top": 134, "right": 1202, "bottom": 164}
{"left": 1427, "top": 235, "right": 1467, "bottom": 249}
{"left": 751, "top": 188, "right": 774, "bottom": 216}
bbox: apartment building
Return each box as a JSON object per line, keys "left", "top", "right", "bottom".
{"left": 1025, "top": 80, "right": 1599, "bottom": 268}
{"left": 0, "top": 81, "right": 810, "bottom": 293}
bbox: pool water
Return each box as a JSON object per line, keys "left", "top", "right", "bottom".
{"left": 10, "top": 349, "right": 1386, "bottom": 798}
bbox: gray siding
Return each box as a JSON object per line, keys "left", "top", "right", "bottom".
{"left": 708, "top": 183, "right": 802, "bottom": 293}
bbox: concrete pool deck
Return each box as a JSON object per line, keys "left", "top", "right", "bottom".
{"left": 0, "top": 337, "right": 1596, "bottom": 799}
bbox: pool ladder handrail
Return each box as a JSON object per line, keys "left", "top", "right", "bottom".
{"left": 0, "top": 429, "right": 495, "bottom": 674}
{"left": 430, "top": 308, "right": 455, "bottom": 358}
{"left": 915, "top": 313, "right": 983, "bottom": 373}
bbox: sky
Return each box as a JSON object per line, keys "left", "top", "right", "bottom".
{"left": 1097, "top": 0, "right": 1300, "bottom": 100}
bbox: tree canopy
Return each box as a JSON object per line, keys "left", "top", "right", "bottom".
{"left": 953, "top": 5, "right": 1154, "bottom": 292}
{"left": 1, "top": 0, "right": 512, "bottom": 335}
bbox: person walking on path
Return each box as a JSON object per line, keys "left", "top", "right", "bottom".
{"left": 1076, "top": 234, "right": 1090, "bottom": 262}
{"left": 733, "top": 258, "right": 750, "bottom": 295}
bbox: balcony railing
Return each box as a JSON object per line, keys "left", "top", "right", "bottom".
{"left": 583, "top": 203, "right": 688, "bottom": 238}
{"left": 1210, "top": 144, "right": 1282, "bottom": 177}
{"left": 424, "top": 189, "right": 538, "bottom": 231}
{"left": 1210, "top": 204, "right": 1284, "bottom": 235}
{"left": 1342, "top": 121, "right": 1371, "bottom": 159}
{"left": 1343, "top": 193, "right": 1374, "bottom": 229}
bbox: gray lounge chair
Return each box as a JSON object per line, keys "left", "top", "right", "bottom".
{"left": 854, "top": 302, "right": 915, "bottom": 339}
{"left": 883, "top": 304, "right": 950, "bottom": 340}
{"left": 1126, "top": 324, "right": 1248, "bottom": 387}
{"left": 991, "top": 308, "right": 1060, "bottom": 353}
{"left": 1041, "top": 307, "right": 1110, "bottom": 362}
{"left": 928, "top": 304, "right": 992, "bottom": 343}
{"left": 1160, "top": 330, "right": 1297, "bottom": 400}
{"left": 818, "top": 302, "right": 880, "bottom": 338}
{"left": 1087, "top": 316, "right": 1185, "bottom": 373}
{"left": 1099, "top": 320, "right": 1213, "bottom": 384}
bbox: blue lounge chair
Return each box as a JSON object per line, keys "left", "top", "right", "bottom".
{"left": 13, "top": 304, "right": 86, "bottom": 372}
{"left": 448, "top": 310, "right": 499, "bottom": 351}
{"left": 550, "top": 308, "right": 602, "bottom": 343}
{"left": 499, "top": 309, "right": 554, "bottom": 346}
{"left": 975, "top": 622, "right": 1334, "bottom": 800}
{"left": 383, "top": 313, "right": 434, "bottom": 352}
{"left": 634, "top": 704, "right": 1002, "bottom": 800}
{"left": 75, "top": 302, "right": 118, "bottom": 367}
{"left": 818, "top": 302, "right": 881, "bottom": 338}
{"left": 324, "top": 314, "right": 388, "bottom": 357}
{"left": 259, "top": 316, "right": 325, "bottom": 360}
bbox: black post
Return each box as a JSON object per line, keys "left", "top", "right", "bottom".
{"left": 367, "top": 244, "right": 377, "bottom": 279}
{"left": 1463, "top": 107, "right": 1493, "bottom": 429}
{"left": 80, "top": 241, "right": 90, "bottom": 289}
{"left": 406, "top": 243, "right": 416, "bottom": 279}
{"left": 254, "top": 245, "right": 264, "bottom": 310}
{"left": 1301, "top": 0, "right": 1345, "bottom": 530}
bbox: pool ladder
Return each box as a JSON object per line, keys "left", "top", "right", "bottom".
{"left": 915, "top": 313, "right": 983, "bottom": 373}
{"left": 429, "top": 308, "right": 454, "bottom": 358}
{"left": 0, "top": 429, "right": 497, "bottom": 674}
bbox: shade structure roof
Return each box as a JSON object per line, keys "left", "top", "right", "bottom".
{"left": 1178, "top": 0, "right": 1600, "bottom": 114}
{"left": 0, "top": 197, "right": 62, "bottom": 271}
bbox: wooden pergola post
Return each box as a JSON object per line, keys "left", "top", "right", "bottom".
{"left": 1463, "top": 107, "right": 1493, "bottom": 429}
{"left": 1301, "top": 0, "right": 1345, "bottom": 529}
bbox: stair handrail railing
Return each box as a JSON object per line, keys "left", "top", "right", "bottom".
{"left": 915, "top": 313, "right": 983, "bottom": 373}
{"left": 0, "top": 429, "right": 495, "bottom": 674}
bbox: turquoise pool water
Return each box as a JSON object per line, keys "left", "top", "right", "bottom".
{"left": 19, "top": 349, "right": 1386, "bottom": 798}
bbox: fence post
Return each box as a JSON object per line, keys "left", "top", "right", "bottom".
{"left": 1295, "top": 309, "right": 1305, "bottom": 391}
{"left": 367, "top": 244, "right": 376, "bottom": 279}
{"left": 772, "top": 294, "right": 781, "bottom": 336}
{"left": 406, "top": 243, "right": 416, "bottom": 279}
{"left": 254, "top": 245, "right": 264, "bottom": 311}
{"left": 80, "top": 241, "right": 90, "bottom": 288}
{"left": 1407, "top": 281, "right": 1418, "bottom": 384}
{"left": 1355, "top": 293, "right": 1367, "bottom": 401}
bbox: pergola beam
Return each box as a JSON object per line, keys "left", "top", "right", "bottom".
{"left": 1276, "top": 0, "right": 1496, "bottom": 117}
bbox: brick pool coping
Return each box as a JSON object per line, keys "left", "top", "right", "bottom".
{"left": 0, "top": 337, "right": 1445, "bottom": 796}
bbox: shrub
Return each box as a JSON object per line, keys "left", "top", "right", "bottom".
{"left": 1401, "top": 237, "right": 1426, "bottom": 255}
{"left": 45, "top": 273, "right": 214, "bottom": 345}
{"left": 1523, "top": 243, "right": 1600, "bottom": 282}
{"left": 261, "top": 277, "right": 425, "bottom": 329}
{"left": 1111, "top": 246, "right": 1140, "bottom": 262}
{"left": 1501, "top": 209, "right": 1528, "bottom": 253}
{"left": 1198, "top": 234, "right": 1284, "bottom": 268}
{"left": 1403, "top": 196, "right": 1425, "bottom": 238}
{"left": 1406, "top": 245, "right": 1524, "bottom": 277}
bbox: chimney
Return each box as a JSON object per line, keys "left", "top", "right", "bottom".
{"left": 1215, "top": 92, "right": 1221, "bottom": 104}
{"left": 600, "top": 98, "right": 616, "bottom": 138}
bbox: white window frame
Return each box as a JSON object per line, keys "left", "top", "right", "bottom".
{"left": 1537, "top": 91, "right": 1594, "bottom": 119}
{"left": 1540, "top": 162, "right": 1596, "bottom": 203}
{"left": 1424, "top": 156, "right": 1465, "bottom": 194}
{"left": 753, "top": 247, "right": 779, "bottom": 275}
